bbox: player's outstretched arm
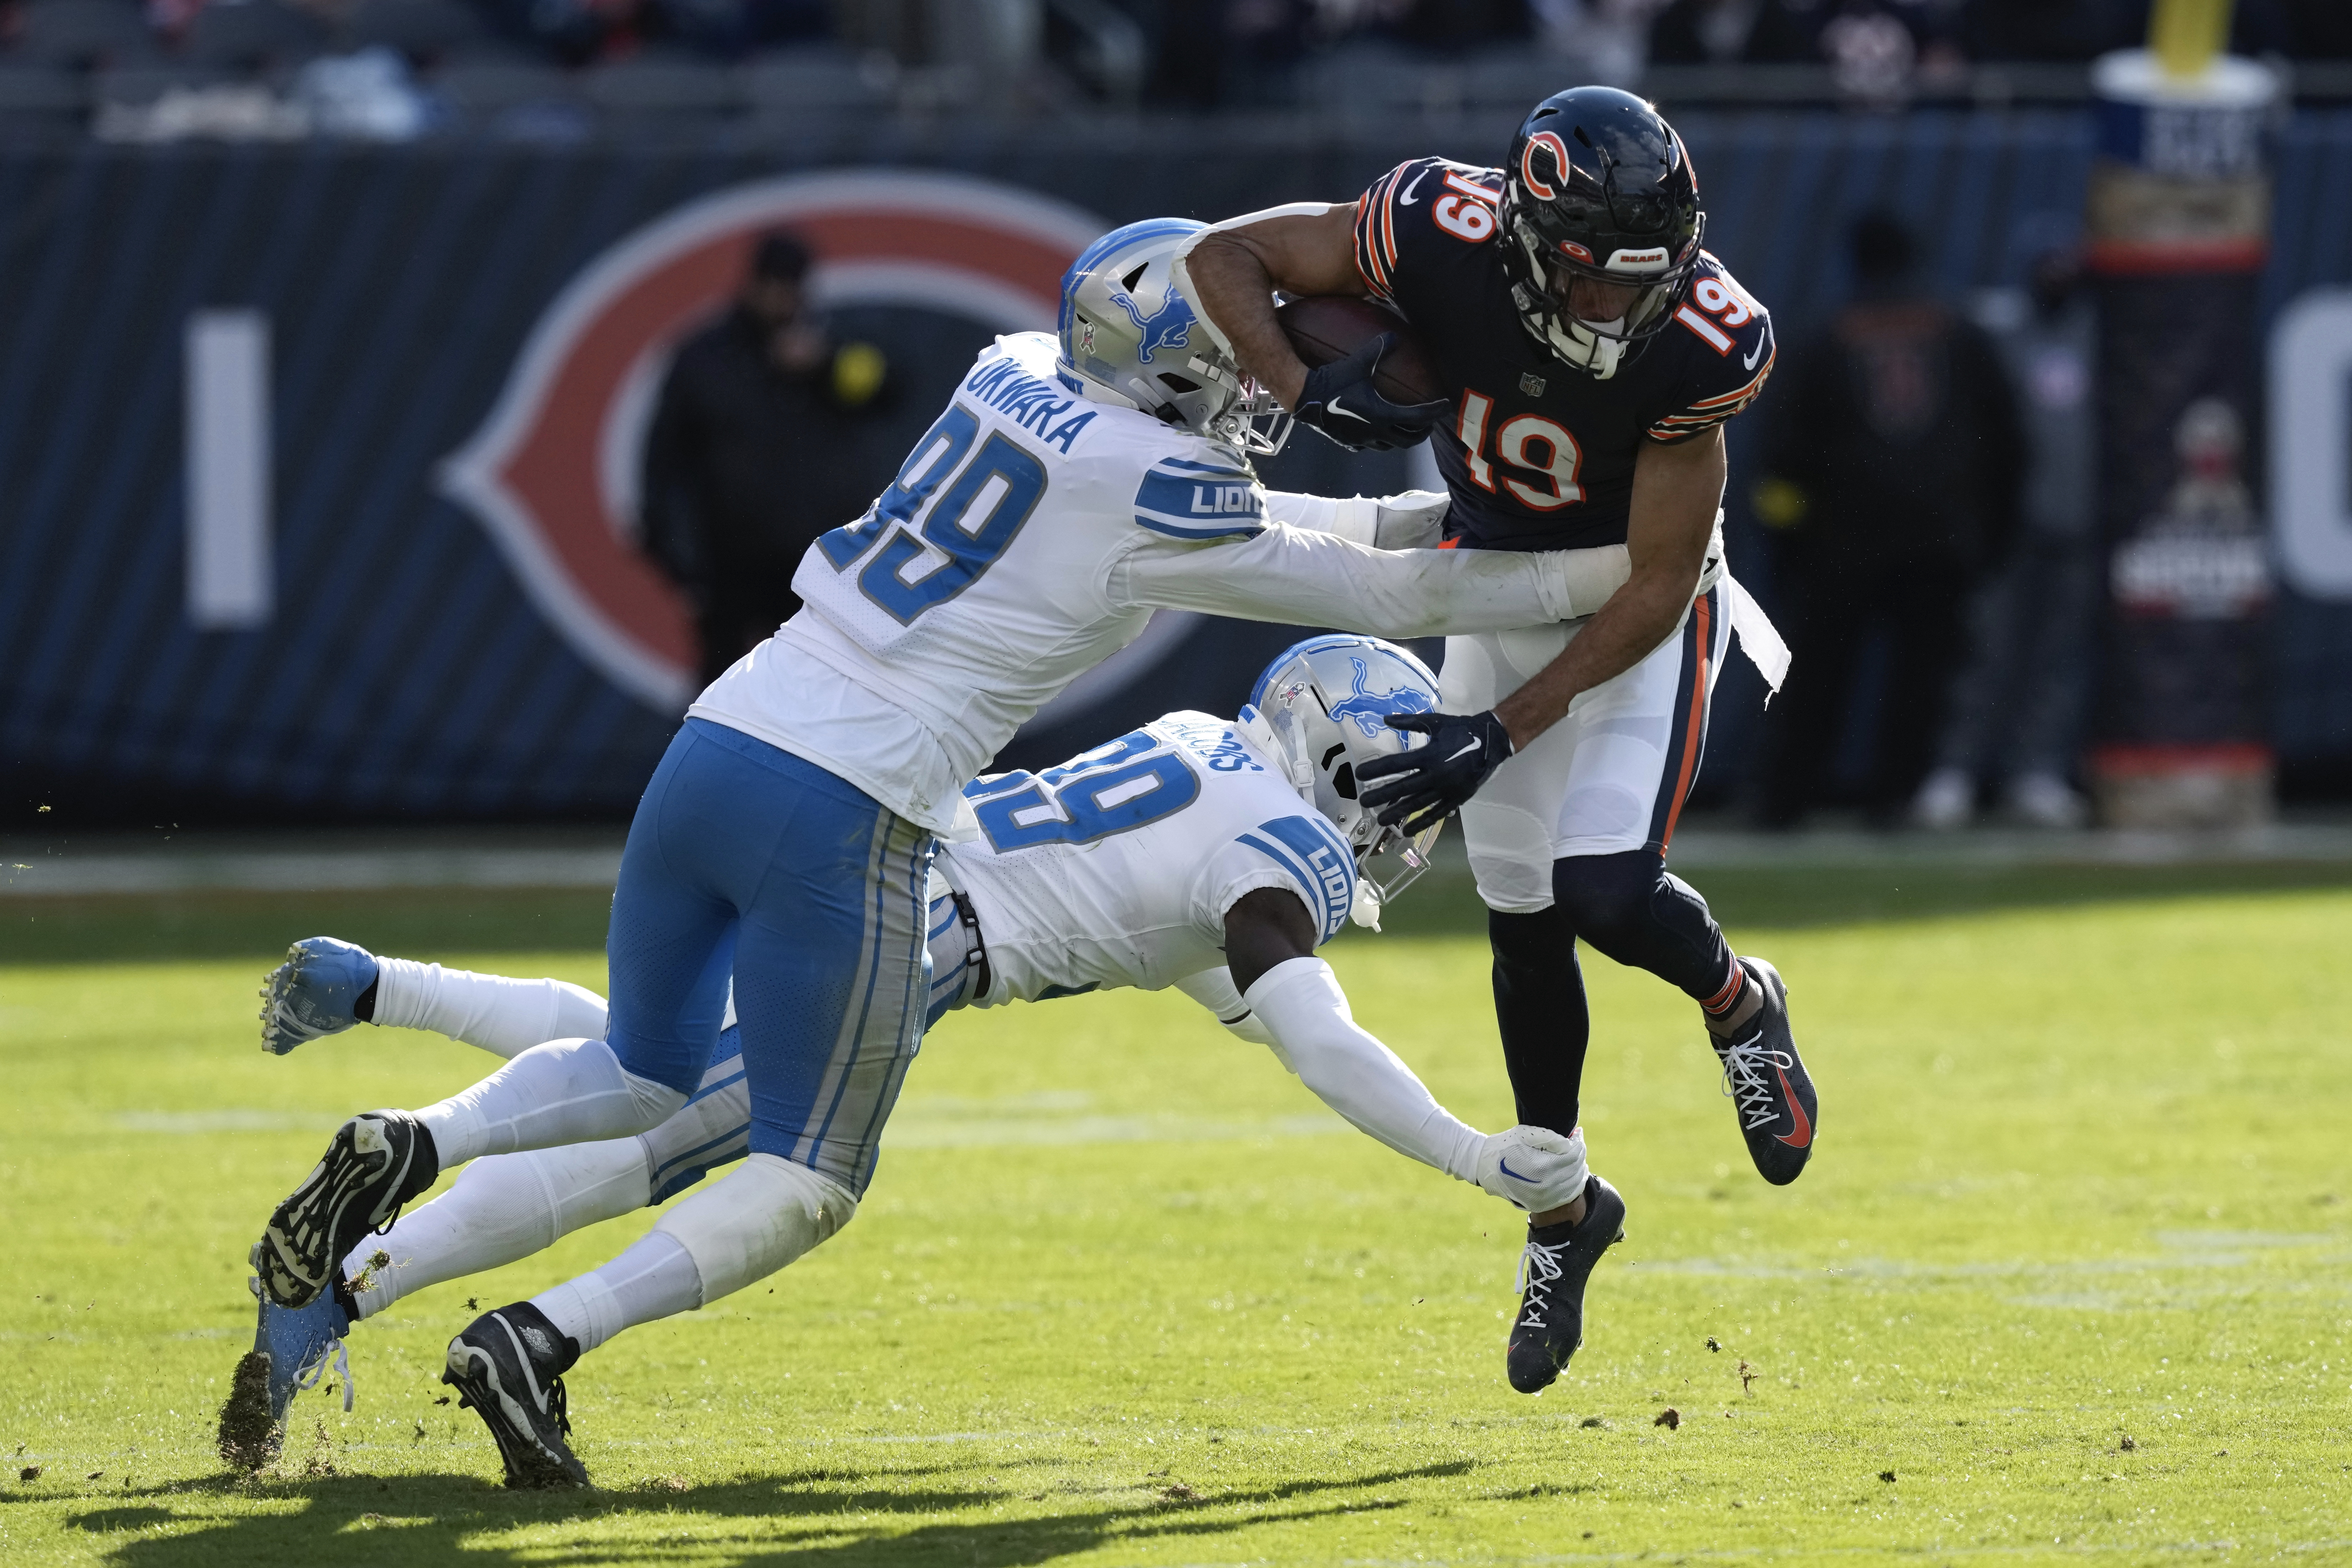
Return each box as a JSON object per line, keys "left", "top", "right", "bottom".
{"left": 1111, "top": 524, "right": 1629, "bottom": 640}
{"left": 1224, "top": 890, "right": 1587, "bottom": 1212}
{"left": 1170, "top": 968, "right": 1275, "bottom": 1046}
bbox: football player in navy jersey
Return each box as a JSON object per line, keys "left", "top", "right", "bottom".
{"left": 1183, "top": 86, "right": 1819, "bottom": 1395}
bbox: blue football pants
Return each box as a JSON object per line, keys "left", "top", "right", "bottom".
{"left": 605, "top": 718, "right": 934, "bottom": 1198}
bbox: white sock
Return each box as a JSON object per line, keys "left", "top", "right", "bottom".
{"left": 371, "top": 959, "right": 611, "bottom": 1060}
{"left": 532, "top": 1231, "right": 702, "bottom": 1354}
{"left": 340, "top": 1139, "right": 654, "bottom": 1321}
{"left": 412, "top": 1038, "right": 685, "bottom": 1168}
{"left": 524, "top": 1153, "right": 857, "bottom": 1353}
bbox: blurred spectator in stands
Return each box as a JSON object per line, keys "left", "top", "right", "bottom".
{"left": 638, "top": 231, "right": 895, "bottom": 685}
{"left": 1530, "top": 0, "right": 1667, "bottom": 81}
{"left": 1146, "top": 0, "right": 1310, "bottom": 107}
{"left": 480, "top": 0, "right": 825, "bottom": 62}
{"left": 479, "top": 0, "right": 647, "bottom": 65}
{"left": 1647, "top": 0, "right": 1764, "bottom": 65}
{"left": 1748, "top": 211, "right": 2024, "bottom": 830}
{"left": 1397, "top": 0, "right": 1531, "bottom": 51}
{"left": 1145, "top": 0, "right": 1531, "bottom": 106}
{"left": 655, "top": 0, "right": 832, "bottom": 57}
{"left": 1912, "top": 246, "right": 2097, "bottom": 829}
{"left": 1651, "top": 0, "right": 1958, "bottom": 98}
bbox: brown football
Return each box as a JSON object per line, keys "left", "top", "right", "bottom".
{"left": 1274, "top": 295, "right": 1447, "bottom": 408}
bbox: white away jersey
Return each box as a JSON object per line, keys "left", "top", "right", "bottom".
{"left": 937, "top": 711, "right": 1356, "bottom": 1006}
{"left": 690, "top": 331, "right": 1265, "bottom": 833}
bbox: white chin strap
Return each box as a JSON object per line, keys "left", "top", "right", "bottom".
{"left": 1237, "top": 705, "right": 1312, "bottom": 794}
{"left": 1551, "top": 315, "right": 1628, "bottom": 381}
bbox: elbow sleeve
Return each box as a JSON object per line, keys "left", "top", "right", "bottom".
{"left": 1242, "top": 957, "right": 1483, "bottom": 1183}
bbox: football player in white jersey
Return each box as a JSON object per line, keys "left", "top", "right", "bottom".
{"left": 228, "top": 638, "right": 1597, "bottom": 1479}
{"left": 243, "top": 219, "right": 1636, "bottom": 1486}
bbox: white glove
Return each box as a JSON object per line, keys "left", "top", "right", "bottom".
{"left": 1373, "top": 489, "right": 1451, "bottom": 551}
{"left": 1473, "top": 1124, "right": 1589, "bottom": 1212}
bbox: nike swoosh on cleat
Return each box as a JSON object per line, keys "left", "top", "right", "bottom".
{"left": 1772, "top": 1066, "right": 1813, "bottom": 1148}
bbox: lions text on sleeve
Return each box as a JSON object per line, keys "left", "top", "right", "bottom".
{"left": 1350, "top": 155, "right": 1775, "bottom": 554}
{"left": 940, "top": 711, "right": 1357, "bottom": 1006}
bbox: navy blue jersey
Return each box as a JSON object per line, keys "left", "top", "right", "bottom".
{"left": 1352, "top": 157, "right": 1775, "bottom": 552}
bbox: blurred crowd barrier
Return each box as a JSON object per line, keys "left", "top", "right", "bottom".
{"left": 2, "top": 106, "right": 2350, "bottom": 826}
{"left": 4, "top": 0, "right": 2352, "bottom": 144}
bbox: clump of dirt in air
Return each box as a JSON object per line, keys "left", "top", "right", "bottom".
{"left": 216, "top": 1352, "right": 281, "bottom": 1472}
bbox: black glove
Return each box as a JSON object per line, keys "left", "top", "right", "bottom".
{"left": 1355, "top": 710, "right": 1515, "bottom": 836}
{"left": 1293, "top": 333, "right": 1450, "bottom": 452}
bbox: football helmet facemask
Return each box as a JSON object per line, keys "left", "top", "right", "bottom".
{"left": 1499, "top": 86, "right": 1704, "bottom": 381}
{"left": 1238, "top": 634, "right": 1447, "bottom": 929}
{"left": 1058, "top": 218, "right": 1289, "bottom": 453}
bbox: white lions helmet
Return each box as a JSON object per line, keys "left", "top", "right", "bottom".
{"left": 1239, "top": 634, "right": 1445, "bottom": 929}
{"left": 1057, "top": 218, "right": 1289, "bottom": 453}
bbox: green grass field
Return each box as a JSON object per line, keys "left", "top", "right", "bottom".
{"left": 4, "top": 864, "right": 2350, "bottom": 1566}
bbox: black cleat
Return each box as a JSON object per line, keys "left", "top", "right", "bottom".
{"left": 251, "top": 1111, "right": 438, "bottom": 1308}
{"left": 1713, "top": 957, "right": 1817, "bottom": 1186}
{"left": 1506, "top": 1174, "right": 1626, "bottom": 1394}
{"left": 443, "top": 1302, "right": 589, "bottom": 1489}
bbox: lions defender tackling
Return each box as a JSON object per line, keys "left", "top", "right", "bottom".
{"left": 233, "top": 639, "right": 1594, "bottom": 1481}
{"left": 1185, "top": 86, "right": 1821, "bottom": 1394}
{"left": 245, "top": 218, "right": 1638, "bottom": 1479}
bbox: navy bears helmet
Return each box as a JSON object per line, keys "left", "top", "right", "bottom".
{"left": 1499, "top": 86, "right": 1705, "bottom": 380}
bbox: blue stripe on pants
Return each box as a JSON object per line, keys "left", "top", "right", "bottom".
{"left": 607, "top": 718, "right": 934, "bottom": 1198}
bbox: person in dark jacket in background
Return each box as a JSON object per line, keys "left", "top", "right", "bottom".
{"left": 1749, "top": 210, "right": 2025, "bottom": 829}
{"left": 1912, "top": 245, "right": 2099, "bottom": 829}
{"left": 639, "top": 230, "right": 892, "bottom": 685}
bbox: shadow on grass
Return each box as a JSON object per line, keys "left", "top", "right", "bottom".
{"left": 1360, "top": 860, "right": 2352, "bottom": 941}
{"left": 77, "top": 1460, "right": 1472, "bottom": 1567}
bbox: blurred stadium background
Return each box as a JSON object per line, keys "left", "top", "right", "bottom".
{"left": 2, "top": 0, "right": 2350, "bottom": 864}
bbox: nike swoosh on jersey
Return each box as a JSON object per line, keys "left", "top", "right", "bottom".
{"left": 1398, "top": 168, "right": 1429, "bottom": 205}
{"left": 1743, "top": 336, "right": 1767, "bottom": 371}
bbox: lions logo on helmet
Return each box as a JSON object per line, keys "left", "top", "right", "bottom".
{"left": 1107, "top": 279, "right": 1192, "bottom": 365}
{"left": 1058, "top": 217, "right": 1290, "bottom": 452}
{"left": 1240, "top": 635, "right": 1448, "bottom": 928}
{"left": 1328, "top": 656, "right": 1438, "bottom": 741}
